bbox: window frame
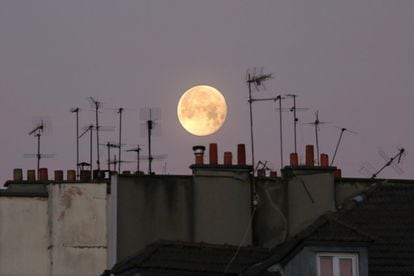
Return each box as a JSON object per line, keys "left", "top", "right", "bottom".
{"left": 316, "top": 252, "right": 359, "bottom": 276}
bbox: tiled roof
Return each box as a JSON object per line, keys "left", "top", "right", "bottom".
{"left": 245, "top": 182, "right": 414, "bottom": 275}
{"left": 111, "top": 240, "right": 271, "bottom": 275}
{"left": 337, "top": 183, "right": 414, "bottom": 275}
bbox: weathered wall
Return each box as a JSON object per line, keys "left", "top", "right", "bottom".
{"left": 253, "top": 177, "right": 288, "bottom": 248}
{"left": 0, "top": 182, "right": 108, "bottom": 276}
{"left": 192, "top": 165, "right": 252, "bottom": 245}
{"left": 48, "top": 183, "right": 107, "bottom": 276}
{"left": 114, "top": 175, "right": 193, "bottom": 262}
{"left": 0, "top": 196, "right": 49, "bottom": 276}
{"left": 285, "top": 169, "right": 336, "bottom": 236}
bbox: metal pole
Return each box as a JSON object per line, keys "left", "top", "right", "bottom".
{"left": 278, "top": 97, "right": 284, "bottom": 168}
{"left": 293, "top": 96, "right": 297, "bottom": 154}
{"left": 107, "top": 143, "right": 111, "bottom": 173}
{"left": 90, "top": 127, "right": 93, "bottom": 176}
{"left": 148, "top": 119, "right": 152, "bottom": 174}
{"left": 95, "top": 106, "right": 100, "bottom": 172}
{"left": 118, "top": 108, "right": 123, "bottom": 173}
{"left": 331, "top": 130, "right": 344, "bottom": 166}
{"left": 37, "top": 133, "right": 40, "bottom": 179}
{"left": 76, "top": 111, "right": 79, "bottom": 179}
{"left": 315, "top": 124, "right": 320, "bottom": 165}
{"left": 248, "top": 74, "right": 255, "bottom": 170}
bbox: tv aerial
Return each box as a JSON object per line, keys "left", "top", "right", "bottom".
{"left": 304, "top": 111, "right": 331, "bottom": 165}
{"left": 245, "top": 67, "right": 274, "bottom": 171}
{"left": 70, "top": 107, "right": 81, "bottom": 179}
{"left": 126, "top": 145, "right": 142, "bottom": 173}
{"left": 88, "top": 97, "right": 105, "bottom": 173}
{"left": 24, "top": 117, "right": 54, "bottom": 178}
{"left": 330, "top": 126, "right": 357, "bottom": 166}
{"left": 140, "top": 107, "right": 162, "bottom": 174}
{"left": 372, "top": 148, "right": 406, "bottom": 179}
{"left": 284, "top": 94, "right": 309, "bottom": 154}
{"left": 101, "top": 142, "right": 123, "bottom": 173}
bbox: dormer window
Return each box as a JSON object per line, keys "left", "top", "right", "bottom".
{"left": 317, "top": 253, "right": 358, "bottom": 276}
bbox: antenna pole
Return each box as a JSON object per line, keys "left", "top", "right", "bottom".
{"left": 331, "top": 129, "right": 345, "bottom": 166}
{"left": 315, "top": 123, "right": 319, "bottom": 165}
{"left": 277, "top": 96, "right": 284, "bottom": 168}
{"left": 36, "top": 133, "right": 41, "bottom": 179}
{"left": 95, "top": 104, "right": 100, "bottom": 172}
{"left": 147, "top": 111, "right": 153, "bottom": 174}
{"left": 137, "top": 147, "right": 141, "bottom": 172}
{"left": 292, "top": 95, "right": 298, "bottom": 154}
{"left": 90, "top": 127, "right": 93, "bottom": 176}
{"left": 107, "top": 143, "right": 111, "bottom": 173}
{"left": 118, "top": 108, "right": 123, "bottom": 173}
{"left": 247, "top": 74, "right": 255, "bottom": 170}
{"left": 71, "top": 108, "right": 80, "bottom": 179}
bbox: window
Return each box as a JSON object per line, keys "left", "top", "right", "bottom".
{"left": 317, "top": 253, "right": 358, "bottom": 276}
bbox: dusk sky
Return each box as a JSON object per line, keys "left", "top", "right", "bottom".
{"left": 1, "top": 1, "right": 414, "bottom": 185}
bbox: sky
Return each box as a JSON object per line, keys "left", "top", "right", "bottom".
{"left": 1, "top": 0, "right": 414, "bottom": 185}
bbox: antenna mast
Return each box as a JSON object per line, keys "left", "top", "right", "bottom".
{"left": 70, "top": 107, "right": 80, "bottom": 179}
{"left": 89, "top": 97, "right": 102, "bottom": 172}
{"left": 117, "top": 108, "right": 123, "bottom": 173}
{"left": 331, "top": 127, "right": 357, "bottom": 166}
{"left": 79, "top": 125, "right": 94, "bottom": 176}
{"left": 126, "top": 146, "right": 142, "bottom": 173}
{"left": 371, "top": 148, "right": 406, "bottom": 179}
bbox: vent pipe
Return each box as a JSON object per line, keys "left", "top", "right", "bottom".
{"left": 193, "top": 145, "right": 206, "bottom": 165}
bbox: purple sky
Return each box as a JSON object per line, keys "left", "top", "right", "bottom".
{"left": 1, "top": 1, "right": 414, "bottom": 185}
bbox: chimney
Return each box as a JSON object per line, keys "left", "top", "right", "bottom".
{"left": 270, "top": 171, "right": 278, "bottom": 177}
{"left": 13, "top": 168, "right": 23, "bottom": 181}
{"left": 80, "top": 170, "right": 91, "bottom": 181}
{"left": 193, "top": 145, "right": 206, "bottom": 165}
{"left": 67, "top": 170, "right": 76, "bottom": 181}
{"left": 209, "top": 143, "right": 218, "bottom": 165}
{"left": 27, "top": 170, "right": 36, "bottom": 181}
{"left": 39, "top": 168, "right": 48, "bottom": 181}
{"left": 334, "top": 169, "right": 342, "bottom": 179}
{"left": 257, "top": 168, "right": 266, "bottom": 177}
{"left": 54, "top": 170, "right": 64, "bottom": 182}
{"left": 223, "top": 151, "right": 232, "bottom": 165}
{"left": 305, "top": 145, "right": 314, "bottom": 166}
{"left": 320, "top": 154, "right": 329, "bottom": 167}
{"left": 237, "top": 144, "right": 246, "bottom": 165}
{"left": 290, "top": 153, "right": 299, "bottom": 167}
{"left": 122, "top": 170, "right": 131, "bottom": 175}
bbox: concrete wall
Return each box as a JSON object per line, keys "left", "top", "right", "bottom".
{"left": 284, "top": 168, "right": 336, "bottom": 236}
{"left": 192, "top": 165, "right": 252, "bottom": 245}
{"left": 48, "top": 183, "right": 107, "bottom": 275}
{"left": 0, "top": 196, "right": 49, "bottom": 276}
{"left": 253, "top": 177, "right": 288, "bottom": 248}
{"left": 0, "top": 182, "right": 108, "bottom": 276}
{"left": 113, "top": 175, "right": 193, "bottom": 262}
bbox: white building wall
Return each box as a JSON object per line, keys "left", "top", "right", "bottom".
{"left": 0, "top": 197, "right": 49, "bottom": 276}
{"left": 0, "top": 182, "right": 108, "bottom": 276}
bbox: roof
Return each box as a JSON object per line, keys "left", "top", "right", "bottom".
{"left": 110, "top": 240, "right": 271, "bottom": 275}
{"left": 245, "top": 181, "right": 414, "bottom": 275}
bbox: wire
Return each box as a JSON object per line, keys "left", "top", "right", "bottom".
{"left": 223, "top": 207, "right": 257, "bottom": 275}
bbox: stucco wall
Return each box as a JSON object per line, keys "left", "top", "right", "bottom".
{"left": 0, "top": 196, "right": 49, "bottom": 276}
{"left": 114, "top": 175, "right": 193, "bottom": 261}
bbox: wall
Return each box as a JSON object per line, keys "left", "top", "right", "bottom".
{"left": 284, "top": 168, "right": 336, "bottom": 237}
{"left": 0, "top": 196, "right": 49, "bottom": 276}
{"left": 0, "top": 181, "right": 108, "bottom": 276}
{"left": 192, "top": 165, "right": 252, "bottom": 245}
{"left": 112, "top": 174, "right": 193, "bottom": 262}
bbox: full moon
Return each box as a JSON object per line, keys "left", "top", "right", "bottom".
{"left": 177, "top": 85, "right": 227, "bottom": 136}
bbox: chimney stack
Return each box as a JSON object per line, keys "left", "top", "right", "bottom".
{"left": 320, "top": 154, "right": 329, "bottom": 167}
{"left": 13, "top": 168, "right": 23, "bottom": 181}
{"left": 305, "top": 145, "right": 315, "bottom": 166}
{"left": 27, "top": 170, "right": 36, "bottom": 181}
{"left": 290, "top": 153, "right": 299, "bottom": 166}
{"left": 223, "top": 152, "right": 233, "bottom": 165}
{"left": 67, "top": 170, "right": 76, "bottom": 181}
{"left": 54, "top": 170, "right": 64, "bottom": 181}
{"left": 39, "top": 168, "right": 48, "bottom": 181}
{"left": 209, "top": 143, "right": 218, "bottom": 165}
{"left": 193, "top": 145, "right": 206, "bottom": 165}
{"left": 237, "top": 144, "right": 246, "bottom": 165}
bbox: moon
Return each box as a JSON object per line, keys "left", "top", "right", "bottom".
{"left": 177, "top": 85, "right": 227, "bottom": 136}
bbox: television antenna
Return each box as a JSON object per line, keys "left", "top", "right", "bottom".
{"left": 24, "top": 119, "right": 54, "bottom": 178}
{"left": 372, "top": 148, "right": 406, "bottom": 179}
{"left": 126, "top": 145, "right": 142, "bottom": 173}
{"left": 330, "top": 127, "right": 357, "bottom": 166}
{"left": 304, "top": 111, "right": 331, "bottom": 165}
{"left": 285, "top": 94, "right": 309, "bottom": 154}
{"left": 88, "top": 97, "right": 104, "bottom": 172}
{"left": 246, "top": 68, "right": 274, "bottom": 171}
{"left": 140, "top": 107, "right": 161, "bottom": 174}
{"left": 101, "top": 142, "right": 122, "bottom": 173}
{"left": 250, "top": 95, "right": 285, "bottom": 168}
{"left": 70, "top": 107, "right": 81, "bottom": 179}
{"left": 139, "top": 154, "right": 168, "bottom": 174}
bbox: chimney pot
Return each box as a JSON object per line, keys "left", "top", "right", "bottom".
{"left": 209, "top": 143, "right": 218, "bottom": 165}
{"left": 67, "top": 170, "right": 76, "bottom": 181}
{"left": 334, "top": 169, "right": 342, "bottom": 179}
{"left": 237, "top": 144, "right": 246, "bottom": 165}
{"left": 13, "top": 168, "right": 23, "bottom": 181}
{"left": 223, "top": 151, "right": 233, "bottom": 165}
{"left": 193, "top": 145, "right": 206, "bottom": 165}
{"left": 305, "top": 145, "right": 315, "bottom": 166}
{"left": 27, "top": 170, "right": 36, "bottom": 181}
{"left": 54, "top": 170, "right": 64, "bottom": 181}
{"left": 320, "top": 154, "right": 329, "bottom": 167}
{"left": 270, "top": 171, "right": 278, "bottom": 177}
{"left": 122, "top": 170, "right": 131, "bottom": 175}
{"left": 39, "top": 168, "right": 48, "bottom": 181}
{"left": 80, "top": 170, "right": 91, "bottom": 181}
{"left": 257, "top": 168, "right": 266, "bottom": 177}
{"left": 290, "top": 153, "right": 299, "bottom": 166}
